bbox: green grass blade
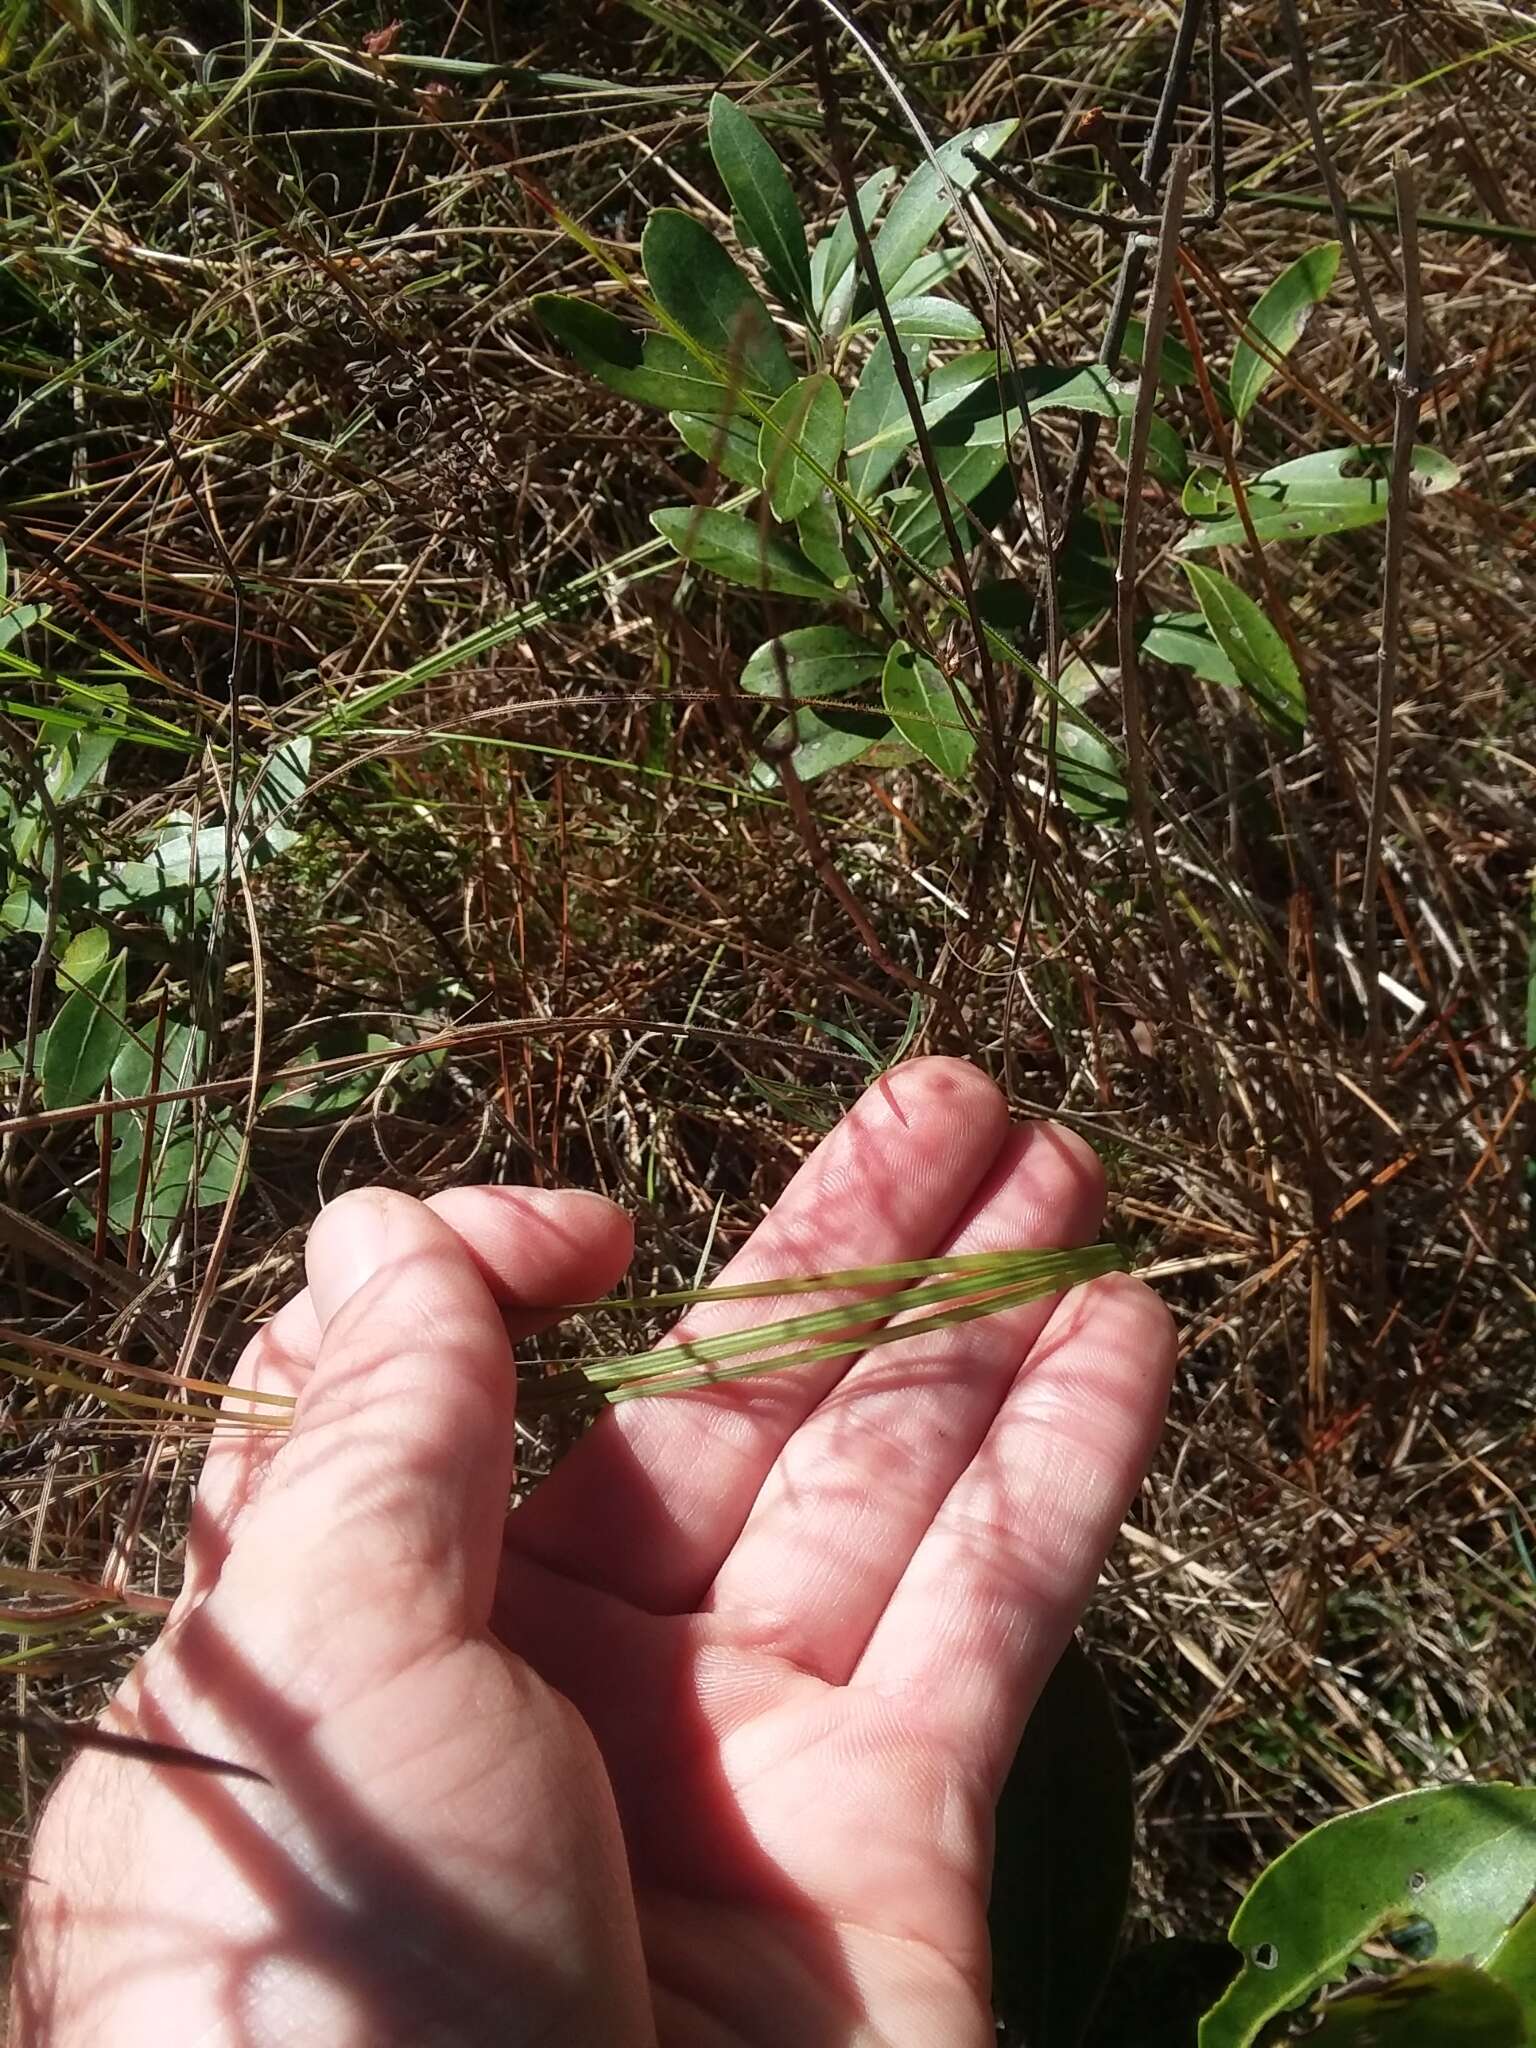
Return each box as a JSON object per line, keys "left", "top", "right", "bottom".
{"left": 581, "top": 1245, "right": 1119, "bottom": 1380}
{"left": 600, "top": 1246, "right": 1124, "bottom": 1400}
{"left": 576, "top": 1244, "right": 1125, "bottom": 1399}
{"left": 603, "top": 1240, "right": 1122, "bottom": 1312}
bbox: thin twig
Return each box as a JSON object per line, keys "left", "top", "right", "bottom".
{"left": 1205, "top": 0, "right": 1226, "bottom": 227}
{"left": 1361, "top": 163, "right": 1426, "bottom": 929}
{"left": 1276, "top": 0, "right": 1394, "bottom": 364}
{"left": 970, "top": 152, "right": 1225, "bottom": 240}
{"left": 1077, "top": 107, "right": 1155, "bottom": 210}
{"left": 1051, "top": 0, "right": 1209, "bottom": 552}
{"left": 1116, "top": 149, "right": 1220, "bottom": 1136}
{"left": 1360, "top": 156, "right": 1425, "bottom": 1318}
{"left": 956, "top": 0, "right": 1212, "bottom": 778}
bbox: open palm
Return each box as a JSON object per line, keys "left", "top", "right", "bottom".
{"left": 17, "top": 1060, "right": 1173, "bottom": 2047}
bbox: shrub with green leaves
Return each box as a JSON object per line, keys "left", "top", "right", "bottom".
{"left": 536, "top": 103, "right": 1459, "bottom": 804}
{"left": 538, "top": 101, "right": 1044, "bottom": 787}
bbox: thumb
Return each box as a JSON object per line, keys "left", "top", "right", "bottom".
{"left": 249, "top": 1187, "right": 573, "bottom": 1632}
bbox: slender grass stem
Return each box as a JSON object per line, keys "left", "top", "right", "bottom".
{"left": 541, "top": 1243, "right": 1125, "bottom": 1401}
{"left": 583, "top": 1240, "right": 1124, "bottom": 1312}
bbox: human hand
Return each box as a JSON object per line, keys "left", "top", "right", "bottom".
{"left": 16, "top": 1058, "right": 1175, "bottom": 2047}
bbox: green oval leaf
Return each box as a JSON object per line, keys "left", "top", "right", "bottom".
{"left": 1181, "top": 467, "right": 1228, "bottom": 518}
{"left": 925, "top": 359, "right": 1136, "bottom": 449}
{"left": 100, "top": 1110, "right": 245, "bottom": 1253}
{"left": 1116, "top": 410, "right": 1187, "bottom": 487}
{"left": 534, "top": 293, "right": 643, "bottom": 380}
{"left": 921, "top": 348, "right": 1004, "bottom": 432}
{"left": 1304, "top": 1963, "right": 1524, "bottom": 2047}
{"left": 990, "top": 1640, "right": 1134, "bottom": 2047}
{"left": 882, "top": 641, "right": 975, "bottom": 778}
{"left": 1181, "top": 560, "right": 1304, "bottom": 735}
{"left": 794, "top": 494, "right": 853, "bottom": 588}
{"left": 749, "top": 707, "right": 895, "bottom": 788}
{"left": 1486, "top": 1897, "right": 1536, "bottom": 2008}
{"left": 883, "top": 245, "right": 970, "bottom": 301}
{"left": 741, "top": 626, "right": 886, "bottom": 701}
{"left": 110, "top": 1014, "right": 205, "bottom": 1104}
{"left": 54, "top": 925, "right": 111, "bottom": 992}
{"left": 817, "top": 166, "right": 897, "bottom": 332}
{"left": 1265, "top": 443, "right": 1460, "bottom": 500}
{"left": 671, "top": 407, "right": 763, "bottom": 486}
{"left": 1199, "top": 1784, "right": 1536, "bottom": 2048}
{"left": 758, "top": 373, "right": 844, "bottom": 521}
{"left": 887, "top": 441, "right": 1010, "bottom": 568}
{"left": 1122, "top": 318, "right": 1198, "bottom": 390}
{"left": 1177, "top": 443, "right": 1460, "bottom": 551}
{"left": 1, "top": 887, "right": 47, "bottom": 937}
{"left": 261, "top": 1030, "right": 442, "bottom": 1124}
{"left": 535, "top": 295, "right": 729, "bottom": 413}
{"left": 651, "top": 506, "right": 835, "bottom": 599}
{"left": 1230, "top": 242, "right": 1340, "bottom": 422}
{"left": 641, "top": 209, "right": 794, "bottom": 395}
{"left": 871, "top": 120, "right": 1016, "bottom": 295}
{"left": 88, "top": 1016, "right": 233, "bottom": 1249}
{"left": 1004, "top": 362, "right": 1136, "bottom": 424}
{"left": 0, "top": 602, "right": 43, "bottom": 651}
{"left": 241, "top": 734, "right": 309, "bottom": 856}
{"left": 40, "top": 950, "right": 129, "bottom": 1110}
{"left": 707, "top": 94, "right": 813, "bottom": 316}
{"left": 1143, "top": 611, "right": 1243, "bottom": 689}
{"left": 1052, "top": 659, "right": 1129, "bottom": 826}
{"left": 7, "top": 688, "right": 130, "bottom": 869}
{"left": 850, "top": 294, "right": 984, "bottom": 341}
{"left": 640, "top": 335, "right": 737, "bottom": 412}
{"left": 846, "top": 335, "right": 929, "bottom": 500}
{"left": 45, "top": 683, "right": 128, "bottom": 806}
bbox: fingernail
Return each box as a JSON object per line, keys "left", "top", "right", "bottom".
{"left": 306, "top": 1187, "right": 410, "bottom": 1330}
{"left": 477, "top": 1184, "right": 622, "bottom": 1220}
{"left": 538, "top": 1187, "right": 628, "bottom": 1228}
{"left": 556, "top": 1186, "right": 625, "bottom": 1213}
